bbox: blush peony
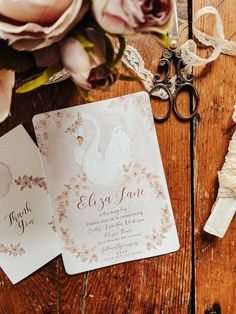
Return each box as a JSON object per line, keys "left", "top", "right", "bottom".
{"left": 92, "top": 0, "right": 173, "bottom": 35}
{"left": 0, "top": 0, "right": 88, "bottom": 51}
{"left": 60, "top": 28, "right": 117, "bottom": 90}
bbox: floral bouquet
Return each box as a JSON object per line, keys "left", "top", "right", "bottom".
{"left": 0, "top": 0, "right": 173, "bottom": 122}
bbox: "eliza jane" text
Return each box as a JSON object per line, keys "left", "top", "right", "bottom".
{"left": 77, "top": 186, "right": 145, "bottom": 211}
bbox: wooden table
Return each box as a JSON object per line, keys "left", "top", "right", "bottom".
{"left": 0, "top": 0, "right": 235, "bottom": 313}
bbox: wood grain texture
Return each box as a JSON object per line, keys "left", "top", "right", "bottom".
{"left": 1, "top": 0, "right": 235, "bottom": 312}
{"left": 193, "top": 0, "right": 236, "bottom": 313}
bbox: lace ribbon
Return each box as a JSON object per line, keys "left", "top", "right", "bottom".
{"left": 217, "top": 106, "right": 236, "bottom": 198}
{"left": 121, "top": 6, "right": 236, "bottom": 97}
{"left": 121, "top": 44, "right": 171, "bottom": 99}
{"left": 181, "top": 6, "right": 236, "bottom": 67}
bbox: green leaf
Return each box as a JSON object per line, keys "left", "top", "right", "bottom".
{"left": 15, "top": 63, "right": 62, "bottom": 93}
{"left": 153, "top": 32, "right": 170, "bottom": 48}
{"left": 162, "top": 33, "right": 170, "bottom": 48}
{"left": 110, "top": 36, "right": 126, "bottom": 68}
{"left": 119, "top": 73, "right": 143, "bottom": 82}
{"left": 0, "top": 40, "right": 35, "bottom": 72}
{"left": 104, "top": 36, "right": 114, "bottom": 67}
{"left": 77, "top": 86, "right": 94, "bottom": 102}
{"left": 73, "top": 33, "right": 94, "bottom": 50}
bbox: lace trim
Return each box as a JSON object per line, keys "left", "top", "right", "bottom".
{"left": 181, "top": 7, "right": 236, "bottom": 67}
{"left": 121, "top": 6, "right": 236, "bottom": 99}
{"left": 121, "top": 44, "right": 169, "bottom": 99}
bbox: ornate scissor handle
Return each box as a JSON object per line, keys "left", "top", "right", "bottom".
{"left": 149, "top": 84, "right": 173, "bottom": 123}
{"left": 149, "top": 45, "right": 200, "bottom": 123}
{"left": 148, "top": 48, "right": 175, "bottom": 122}
{"left": 174, "top": 82, "right": 200, "bottom": 121}
{"left": 173, "top": 56, "right": 200, "bottom": 121}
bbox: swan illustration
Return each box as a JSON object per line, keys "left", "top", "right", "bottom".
{"left": 73, "top": 114, "right": 132, "bottom": 186}
{"left": 0, "top": 162, "right": 13, "bottom": 198}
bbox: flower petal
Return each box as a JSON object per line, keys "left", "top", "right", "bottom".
{"left": 0, "top": 0, "right": 88, "bottom": 51}
{"left": 92, "top": 0, "right": 131, "bottom": 34}
{"left": 0, "top": 70, "right": 15, "bottom": 122}
{"left": 0, "top": 0, "right": 73, "bottom": 24}
{"left": 60, "top": 37, "right": 91, "bottom": 88}
{"left": 92, "top": 0, "right": 173, "bottom": 35}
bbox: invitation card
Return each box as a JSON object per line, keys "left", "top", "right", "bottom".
{"left": 0, "top": 125, "right": 60, "bottom": 283}
{"left": 33, "top": 92, "right": 179, "bottom": 274}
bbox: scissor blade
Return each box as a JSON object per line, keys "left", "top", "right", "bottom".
{"left": 168, "top": 0, "right": 179, "bottom": 43}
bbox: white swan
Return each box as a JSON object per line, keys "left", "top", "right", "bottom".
{"left": 73, "top": 114, "right": 131, "bottom": 186}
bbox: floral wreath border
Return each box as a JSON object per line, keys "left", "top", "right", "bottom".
{"left": 34, "top": 111, "right": 82, "bottom": 157}
{"left": 0, "top": 243, "right": 25, "bottom": 257}
{"left": 144, "top": 205, "right": 173, "bottom": 250}
{"left": 55, "top": 162, "right": 166, "bottom": 260}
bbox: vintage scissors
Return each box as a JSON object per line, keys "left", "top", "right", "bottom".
{"left": 149, "top": 1, "right": 200, "bottom": 123}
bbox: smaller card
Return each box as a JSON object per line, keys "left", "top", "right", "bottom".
{"left": 0, "top": 125, "right": 60, "bottom": 284}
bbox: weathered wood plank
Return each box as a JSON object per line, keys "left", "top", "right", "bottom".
{"left": 193, "top": 0, "right": 236, "bottom": 313}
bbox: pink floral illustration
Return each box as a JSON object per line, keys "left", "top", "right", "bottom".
{"left": 109, "top": 94, "right": 154, "bottom": 130}
{"left": 55, "top": 161, "right": 166, "bottom": 258}
{"left": 55, "top": 173, "right": 88, "bottom": 222}
{"left": 61, "top": 227, "right": 98, "bottom": 263}
{"left": 34, "top": 113, "right": 54, "bottom": 156}
{"left": 110, "top": 95, "right": 130, "bottom": 111}
{"left": 15, "top": 175, "right": 47, "bottom": 192}
{"left": 0, "top": 243, "right": 25, "bottom": 257}
{"left": 145, "top": 205, "right": 173, "bottom": 250}
{"left": 133, "top": 94, "right": 154, "bottom": 130}
{"left": 65, "top": 112, "right": 83, "bottom": 135}
{"left": 123, "top": 163, "right": 165, "bottom": 199}
{"left": 48, "top": 219, "right": 57, "bottom": 232}
{"left": 34, "top": 111, "right": 75, "bottom": 157}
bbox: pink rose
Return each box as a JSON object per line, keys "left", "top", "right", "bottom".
{"left": 0, "top": 69, "right": 15, "bottom": 122}
{"left": 60, "top": 28, "right": 117, "bottom": 90}
{"left": 0, "top": 0, "right": 88, "bottom": 51}
{"left": 92, "top": 0, "right": 173, "bottom": 35}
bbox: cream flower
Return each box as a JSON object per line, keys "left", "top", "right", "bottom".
{"left": 0, "top": 70, "right": 15, "bottom": 122}
{"left": 60, "top": 28, "right": 117, "bottom": 90}
{"left": 92, "top": 0, "right": 173, "bottom": 35}
{"left": 0, "top": 0, "right": 88, "bottom": 51}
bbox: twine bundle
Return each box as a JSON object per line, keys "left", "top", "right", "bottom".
{"left": 217, "top": 107, "right": 236, "bottom": 198}
{"left": 218, "top": 139, "right": 236, "bottom": 197}
{"left": 204, "top": 107, "right": 236, "bottom": 237}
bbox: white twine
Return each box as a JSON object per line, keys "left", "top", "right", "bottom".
{"left": 218, "top": 107, "right": 236, "bottom": 198}
{"left": 204, "top": 107, "right": 236, "bottom": 237}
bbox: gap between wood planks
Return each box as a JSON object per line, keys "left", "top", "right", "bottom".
{"left": 188, "top": 0, "right": 196, "bottom": 313}
{"left": 81, "top": 272, "right": 89, "bottom": 314}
